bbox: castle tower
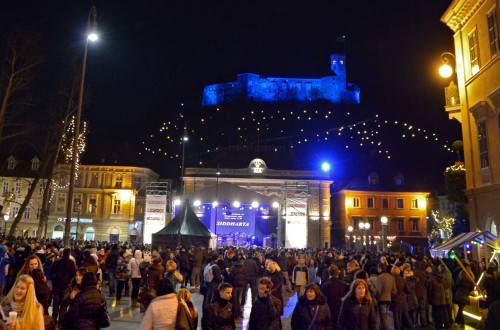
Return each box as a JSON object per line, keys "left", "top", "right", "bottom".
{"left": 330, "top": 53, "right": 346, "bottom": 78}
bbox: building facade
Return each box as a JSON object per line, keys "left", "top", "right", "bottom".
{"left": 441, "top": 0, "right": 500, "bottom": 234}
{"left": 182, "top": 159, "right": 332, "bottom": 248}
{"left": 202, "top": 53, "right": 360, "bottom": 106}
{"left": 333, "top": 172, "right": 429, "bottom": 248}
{"left": 48, "top": 164, "right": 160, "bottom": 242}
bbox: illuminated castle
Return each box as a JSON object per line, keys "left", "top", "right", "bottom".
{"left": 202, "top": 53, "right": 360, "bottom": 106}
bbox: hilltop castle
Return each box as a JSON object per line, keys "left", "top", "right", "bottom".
{"left": 202, "top": 53, "right": 360, "bottom": 106}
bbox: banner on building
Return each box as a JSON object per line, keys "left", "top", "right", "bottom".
{"left": 144, "top": 195, "right": 167, "bottom": 244}
{"left": 285, "top": 198, "right": 307, "bottom": 248}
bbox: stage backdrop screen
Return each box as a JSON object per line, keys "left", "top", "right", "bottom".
{"left": 285, "top": 198, "right": 307, "bottom": 248}
{"left": 144, "top": 195, "right": 167, "bottom": 244}
{"left": 212, "top": 207, "right": 256, "bottom": 236}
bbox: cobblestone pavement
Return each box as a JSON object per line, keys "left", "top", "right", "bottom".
{"left": 102, "top": 282, "right": 477, "bottom": 330}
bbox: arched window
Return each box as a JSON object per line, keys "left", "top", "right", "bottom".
{"left": 52, "top": 225, "right": 64, "bottom": 239}
{"left": 85, "top": 227, "right": 95, "bottom": 241}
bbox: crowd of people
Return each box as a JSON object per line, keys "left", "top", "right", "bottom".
{"left": 0, "top": 237, "right": 499, "bottom": 329}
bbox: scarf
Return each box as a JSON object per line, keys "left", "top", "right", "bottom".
{"left": 10, "top": 301, "right": 25, "bottom": 316}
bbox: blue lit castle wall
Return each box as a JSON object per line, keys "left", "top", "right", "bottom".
{"left": 202, "top": 53, "right": 360, "bottom": 106}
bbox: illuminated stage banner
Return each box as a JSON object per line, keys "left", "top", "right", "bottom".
{"left": 213, "top": 208, "right": 255, "bottom": 236}
{"left": 144, "top": 195, "right": 167, "bottom": 244}
{"left": 285, "top": 198, "right": 307, "bottom": 248}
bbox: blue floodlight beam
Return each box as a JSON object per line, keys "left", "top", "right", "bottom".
{"left": 321, "top": 162, "right": 331, "bottom": 172}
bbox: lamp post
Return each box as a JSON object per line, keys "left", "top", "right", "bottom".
{"left": 359, "top": 222, "right": 365, "bottom": 246}
{"left": 181, "top": 124, "right": 188, "bottom": 195}
{"left": 65, "top": 6, "right": 98, "bottom": 246}
{"left": 381, "top": 216, "right": 388, "bottom": 252}
{"left": 273, "top": 201, "right": 281, "bottom": 248}
{"left": 348, "top": 226, "right": 353, "bottom": 250}
{"left": 439, "top": 52, "right": 456, "bottom": 78}
{"left": 365, "top": 222, "right": 371, "bottom": 246}
{"left": 75, "top": 201, "right": 81, "bottom": 240}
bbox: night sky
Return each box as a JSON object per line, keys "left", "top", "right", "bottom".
{"left": 1, "top": 0, "right": 461, "bottom": 191}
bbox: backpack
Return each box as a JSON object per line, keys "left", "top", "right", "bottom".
{"left": 203, "top": 263, "right": 216, "bottom": 283}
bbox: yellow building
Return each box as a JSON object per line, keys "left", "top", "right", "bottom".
{"left": 333, "top": 172, "right": 429, "bottom": 248}
{"left": 441, "top": 0, "right": 500, "bottom": 235}
{"left": 48, "top": 164, "right": 160, "bottom": 242}
{"left": 0, "top": 154, "right": 46, "bottom": 237}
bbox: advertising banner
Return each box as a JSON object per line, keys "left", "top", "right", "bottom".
{"left": 285, "top": 198, "right": 307, "bottom": 248}
{"left": 144, "top": 195, "right": 167, "bottom": 244}
{"left": 212, "top": 208, "right": 255, "bottom": 235}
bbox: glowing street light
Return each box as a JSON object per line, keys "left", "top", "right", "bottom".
{"left": 88, "top": 32, "right": 98, "bottom": 41}
{"left": 381, "top": 216, "right": 388, "bottom": 252}
{"left": 439, "top": 52, "right": 455, "bottom": 78}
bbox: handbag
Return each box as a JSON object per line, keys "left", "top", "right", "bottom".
{"left": 99, "top": 299, "right": 111, "bottom": 328}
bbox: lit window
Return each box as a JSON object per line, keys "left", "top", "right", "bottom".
{"left": 113, "top": 197, "right": 121, "bottom": 214}
{"left": 88, "top": 195, "right": 97, "bottom": 214}
{"left": 487, "top": 7, "right": 499, "bottom": 57}
{"left": 397, "top": 198, "right": 404, "bottom": 209}
{"left": 411, "top": 198, "right": 418, "bottom": 209}
{"left": 367, "top": 198, "right": 374, "bottom": 208}
{"left": 73, "top": 195, "right": 81, "bottom": 212}
{"left": 469, "top": 28, "right": 480, "bottom": 75}
{"left": 353, "top": 198, "right": 360, "bottom": 208}
{"left": 115, "top": 175, "right": 123, "bottom": 188}
{"left": 478, "top": 121, "right": 489, "bottom": 168}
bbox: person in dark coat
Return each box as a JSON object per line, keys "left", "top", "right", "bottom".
{"left": 483, "top": 266, "right": 499, "bottom": 308}
{"left": 32, "top": 268, "right": 51, "bottom": 315}
{"left": 427, "top": 265, "right": 449, "bottom": 329}
{"left": 64, "top": 272, "right": 107, "bottom": 330}
{"left": 105, "top": 244, "right": 119, "bottom": 297}
{"left": 249, "top": 277, "right": 282, "bottom": 330}
{"left": 277, "top": 251, "right": 292, "bottom": 292}
{"left": 404, "top": 269, "right": 419, "bottom": 327}
{"left": 390, "top": 266, "right": 414, "bottom": 330}
{"left": 203, "top": 283, "right": 235, "bottom": 330}
{"left": 321, "top": 265, "right": 348, "bottom": 329}
{"left": 138, "top": 257, "right": 164, "bottom": 313}
{"left": 242, "top": 253, "right": 259, "bottom": 306}
{"left": 203, "top": 254, "right": 223, "bottom": 312}
{"left": 263, "top": 262, "right": 285, "bottom": 315}
{"left": 453, "top": 261, "right": 475, "bottom": 327}
{"left": 227, "top": 256, "right": 247, "bottom": 319}
{"left": 337, "top": 279, "right": 377, "bottom": 330}
{"left": 485, "top": 299, "right": 500, "bottom": 330}
{"left": 80, "top": 249, "right": 98, "bottom": 274}
{"left": 52, "top": 247, "right": 77, "bottom": 324}
{"left": 412, "top": 260, "right": 428, "bottom": 327}
{"left": 291, "top": 283, "right": 333, "bottom": 330}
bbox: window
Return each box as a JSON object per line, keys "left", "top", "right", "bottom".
{"left": 73, "top": 195, "right": 81, "bottom": 212}
{"left": 398, "top": 218, "right": 405, "bottom": 232}
{"left": 2, "top": 182, "right": 9, "bottom": 193}
{"left": 412, "top": 218, "right": 419, "bottom": 232}
{"left": 368, "top": 217, "right": 375, "bottom": 230}
{"left": 115, "top": 175, "right": 123, "bottom": 188}
{"left": 56, "top": 194, "right": 66, "bottom": 212}
{"left": 14, "top": 182, "right": 22, "bottom": 194}
{"left": 31, "top": 160, "right": 39, "bottom": 171}
{"left": 487, "top": 7, "right": 499, "bottom": 56}
{"left": 7, "top": 160, "right": 15, "bottom": 170}
{"left": 88, "top": 195, "right": 97, "bottom": 214}
{"left": 353, "top": 216, "right": 362, "bottom": 230}
{"left": 469, "top": 28, "right": 480, "bottom": 75}
{"left": 38, "top": 183, "right": 44, "bottom": 195}
{"left": 397, "top": 198, "right": 404, "bottom": 209}
{"left": 367, "top": 197, "right": 374, "bottom": 208}
{"left": 395, "top": 177, "right": 403, "bottom": 185}
{"left": 11, "top": 206, "right": 19, "bottom": 218}
{"left": 36, "top": 208, "right": 41, "bottom": 220}
{"left": 113, "top": 197, "right": 121, "bottom": 214}
{"left": 90, "top": 174, "right": 99, "bottom": 188}
{"left": 382, "top": 198, "right": 389, "bottom": 209}
{"left": 134, "top": 177, "right": 142, "bottom": 190}
{"left": 478, "top": 121, "right": 489, "bottom": 168}
{"left": 353, "top": 198, "right": 360, "bottom": 208}
{"left": 411, "top": 198, "right": 418, "bottom": 209}
{"left": 23, "top": 207, "right": 31, "bottom": 219}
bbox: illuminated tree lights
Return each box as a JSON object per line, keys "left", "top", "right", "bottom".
{"left": 430, "top": 210, "right": 455, "bottom": 246}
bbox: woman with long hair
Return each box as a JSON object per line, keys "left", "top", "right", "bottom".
{"left": 1, "top": 275, "right": 44, "bottom": 329}
{"left": 16, "top": 255, "right": 43, "bottom": 279}
{"left": 291, "top": 283, "right": 333, "bottom": 329}
{"left": 177, "top": 288, "right": 198, "bottom": 329}
{"left": 308, "top": 258, "right": 319, "bottom": 284}
{"left": 337, "top": 279, "right": 377, "bottom": 330}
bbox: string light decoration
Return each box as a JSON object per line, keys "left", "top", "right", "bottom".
{"left": 430, "top": 210, "right": 455, "bottom": 245}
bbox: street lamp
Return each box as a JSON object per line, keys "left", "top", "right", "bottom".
{"left": 381, "top": 216, "right": 388, "bottom": 252}
{"left": 359, "top": 222, "right": 365, "bottom": 246}
{"left": 439, "top": 52, "right": 456, "bottom": 78}
{"left": 348, "top": 226, "right": 353, "bottom": 249}
{"left": 65, "top": 6, "right": 98, "bottom": 246}
{"left": 365, "top": 222, "right": 371, "bottom": 246}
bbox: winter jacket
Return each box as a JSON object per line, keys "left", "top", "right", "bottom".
{"left": 52, "top": 257, "right": 77, "bottom": 292}
{"left": 0, "top": 246, "right": 15, "bottom": 286}
{"left": 427, "top": 268, "right": 446, "bottom": 306}
{"left": 291, "top": 294, "right": 333, "bottom": 330}
{"left": 139, "top": 263, "right": 164, "bottom": 311}
{"left": 390, "top": 275, "right": 409, "bottom": 312}
{"left": 105, "top": 249, "right": 120, "bottom": 270}
{"left": 35, "top": 280, "right": 51, "bottom": 315}
{"left": 264, "top": 269, "right": 284, "bottom": 314}
{"left": 249, "top": 294, "right": 282, "bottom": 330}
{"left": 337, "top": 295, "right": 377, "bottom": 330}
{"left": 442, "top": 271, "right": 454, "bottom": 304}
{"left": 321, "top": 277, "right": 348, "bottom": 327}
{"left": 413, "top": 265, "right": 428, "bottom": 299}
{"left": 405, "top": 276, "right": 419, "bottom": 311}
{"left": 483, "top": 275, "right": 498, "bottom": 307}
{"left": 193, "top": 248, "right": 204, "bottom": 268}
{"left": 243, "top": 258, "right": 259, "bottom": 280}
{"left": 204, "top": 294, "right": 235, "bottom": 330}
{"left": 165, "top": 269, "right": 183, "bottom": 288}
{"left": 139, "top": 293, "right": 181, "bottom": 330}
{"left": 128, "top": 251, "right": 143, "bottom": 279}
{"left": 228, "top": 261, "right": 247, "bottom": 288}
{"left": 65, "top": 285, "right": 107, "bottom": 330}
{"left": 277, "top": 254, "right": 290, "bottom": 272}
{"left": 453, "top": 268, "right": 475, "bottom": 306}
{"left": 342, "top": 268, "right": 358, "bottom": 286}
{"left": 292, "top": 265, "right": 309, "bottom": 286}
{"left": 80, "top": 249, "right": 98, "bottom": 274}
{"left": 115, "top": 256, "right": 129, "bottom": 281}
{"left": 375, "top": 272, "right": 396, "bottom": 303}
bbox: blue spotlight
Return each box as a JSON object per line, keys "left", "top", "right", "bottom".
{"left": 321, "top": 162, "right": 331, "bottom": 172}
